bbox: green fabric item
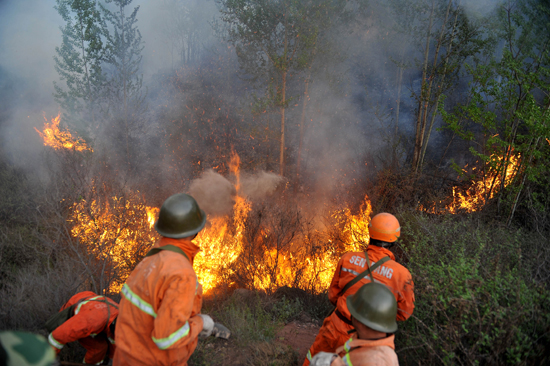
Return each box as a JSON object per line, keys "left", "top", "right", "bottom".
{"left": 145, "top": 244, "right": 190, "bottom": 262}
{"left": 44, "top": 304, "right": 77, "bottom": 333}
{"left": 0, "top": 331, "right": 55, "bottom": 366}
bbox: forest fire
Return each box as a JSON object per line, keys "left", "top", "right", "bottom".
{"left": 35, "top": 115, "right": 375, "bottom": 294}
{"left": 34, "top": 113, "right": 93, "bottom": 152}
{"left": 421, "top": 153, "right": 519, "bottom": 214}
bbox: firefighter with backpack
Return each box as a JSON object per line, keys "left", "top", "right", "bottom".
{"left": 46, "top": 291, "right": 118, "bottom": 365}
{"left": 303, "top": 213, "right": 415, "bottom": 366}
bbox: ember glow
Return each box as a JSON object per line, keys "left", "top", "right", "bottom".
{"left": 34, "top": 114, "right": 93, "bottom": 152}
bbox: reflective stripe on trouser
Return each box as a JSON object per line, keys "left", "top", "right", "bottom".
{"left": 306, "top": 350, "right": 312, "bottom": 361}
{"left": 152, "top": 321, "right": 190, "bottom": 349}
{"left": 121, "top": 284, "right": 157, "bottom": 318}
{"left": 48, "top": 333, "right": 64, "bottom": 350}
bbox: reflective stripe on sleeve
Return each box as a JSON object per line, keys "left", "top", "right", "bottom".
{"left": 344, "top": 338, "right": 352, "bottom": 353}
{"left": 343, "top": 353, "right": 353, "bottom": 366}
{"left": 152, "top": 321, "right": 190, "bottom": 349}
{"left": 108, "top": 337, "right": 115, "bottom": 344}
{"left": 75, "top": 295, "right": 104, "bottom": 315}
{"left": 306, "top": 350, "right": 312, "bottom": 361}
{"left": 48, "top": 333, "right": 64, "bottom": 350}
{"left": 121, "top": 284, "right": 157, "bottom": 318}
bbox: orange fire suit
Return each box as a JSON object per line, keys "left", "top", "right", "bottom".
{"left": 304, "top": 245, "right": 414, "bottom": 366}
{"left": 113, "top": 237, "right": 204, "bottom": 366}
{"left": 47, "top": 291, "right": 118, "bottom": 365}
{"left": 334, "top": 334, "right": 398, "bottom": 366}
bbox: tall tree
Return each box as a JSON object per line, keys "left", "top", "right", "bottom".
{"left": 101, "top": 0, "right": 146, "bottom": 165}
{"left": 217, "top": 0, "right": 345, "bottom": 176}
{"left": 54, "top": 0, "right": 107, "bottom": 133}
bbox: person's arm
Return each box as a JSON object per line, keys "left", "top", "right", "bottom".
{"left": 150, "top": 272, "right": 203, "bottom": 350}
{"left": 328, "top": 257, "right": 345, "bottom": 305}
{"left": 397, "top": 274, "right": 415, "bottom": 321}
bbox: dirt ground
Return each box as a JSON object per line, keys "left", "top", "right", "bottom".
{"left": 275, "top": 321, "right": 320, "bottom": 363}
{"left": 196, "top": 320, "right": 320, "bottom": 365}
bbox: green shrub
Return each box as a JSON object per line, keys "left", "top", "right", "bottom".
{"left": 396, "top": 213, "right": 550, "bottom": 365}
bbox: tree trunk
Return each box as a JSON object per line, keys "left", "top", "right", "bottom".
{"left": 412, "top": 0, "right": 435, "bottom": 172}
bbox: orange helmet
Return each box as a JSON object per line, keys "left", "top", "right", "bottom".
{"left": 368, "top": 213, "right": 400, "bottom": 243}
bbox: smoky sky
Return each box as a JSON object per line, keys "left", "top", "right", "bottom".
{"left": 0, "top": 0, "right": 505, "bottom": 207}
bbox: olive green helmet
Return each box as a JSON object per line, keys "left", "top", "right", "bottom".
{"left": 347, "top": 282, "right": 398, "bottom": 333}
{"left": 0, "top": 331, "right": 56, "bottom": 366}
{"left": 155, "top": 193, "right": 206, "bottom": 238}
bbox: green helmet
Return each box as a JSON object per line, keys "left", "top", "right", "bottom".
{"left": 155, "top": 193, "right": 206, "bottom": 238}
{"left": 0, "top": 331, "right": 56, "bottom": 366}
{"left": 347, "top": 282, "right": 398, "bottom": 333}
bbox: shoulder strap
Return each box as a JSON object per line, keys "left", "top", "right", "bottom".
{"left": 339, "top": 254, "right": 390, "bottom": 297}
{"left": 145, "top": 244, "right": 190, "bottom": 262}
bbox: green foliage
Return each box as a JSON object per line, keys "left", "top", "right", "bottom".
{"left": 270, "top": 295, "right": 303, "bottom": 323}
{"left": 440, "top": 0, "right": 550, "bottom": 225}
{"left": 397, "top": 212, "right": 550, "bottom": 365}
{"left": 54, "top": 0, "right": 108, "bottom": 132}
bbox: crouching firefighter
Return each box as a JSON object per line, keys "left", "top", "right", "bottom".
{"left": 304, "top": 213, "right": 414, "bottom": 366}
{"left": 45, "top": 291, "right": 118, "bottom": 365}
{"left": 310, "top": 282, "right": 400, "bottom": 366}
{"left": 114, "top": 193, "right": 220, "bottom": 366}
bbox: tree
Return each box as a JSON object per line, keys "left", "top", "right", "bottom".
{"left": 441, "top": 0, "right": 550, "bottom": 226}
{"left": 160, "top": 0, "right": 216, "bottom": 68}
{"left": 100, "top": 0, "right": 147, "bottom": 166}
{"left": 53, "top": 0, "right": 108, "bottom": 134}
{"left": 217, "top": 0, "right": 348, "bottom": 176}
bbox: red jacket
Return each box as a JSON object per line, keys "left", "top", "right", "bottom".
{"left": 48, "top": 291, "right": 118, "bottom": 364}
{"left": 114, "top": 237, "right": 204, "bottom": 366}
{"left": 329, "top": 245, "right": 415, "bottom": 322}
{"left": 335, "top": 334, "right": 399, "bottom": 366}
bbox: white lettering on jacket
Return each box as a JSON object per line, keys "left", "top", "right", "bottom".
{"left": 348, "top": 255, "right": 393, "bottom": 279}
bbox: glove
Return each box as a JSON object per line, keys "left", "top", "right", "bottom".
{"left": 198, "top": 314, "right": 214, "bottom": 338}
{"left": 212, "top": 323, "right": 231, "bottom": 339}
{"left": 310, "top": 352, "right": 339, "bottom": 366}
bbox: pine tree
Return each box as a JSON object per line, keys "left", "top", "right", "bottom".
{"left": 53, "top": 0, "right": 108, "bottom": 134}
{"left": 100, "top": 0, "right": 147, "bottom": 165}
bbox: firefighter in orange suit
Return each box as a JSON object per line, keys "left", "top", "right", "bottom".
{"left": 303, "top": 213, "right": 414, "bottom": 366}
{"left": 47, "top": 291, "right": 118, "bottom": 365}
{"left": 310, "top": 282, "right": 400, "bottom": 366}
{"left": 114, "top": 193, "right": 214, "bottom": 366}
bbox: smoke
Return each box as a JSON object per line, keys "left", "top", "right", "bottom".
{"left": 0, "top": 0, "right": 508, "bottom": 208}
{"left": 240, "top": 171, "right": 284, "bottom": 201}
{"left": 188, "top": 169, "right": 283, "bottom": 216}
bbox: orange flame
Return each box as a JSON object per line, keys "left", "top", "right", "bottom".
{"left": 67, "top": 151, "right": 374, "bottom": 295}
{"left": 69, "top": 189, "right": 158, "bottom": 293}
{"left": 34, "top": 114, "right": 92, "bottom": 152}
{"left": 421, "top": 153, "right": 519, "bottom": 214}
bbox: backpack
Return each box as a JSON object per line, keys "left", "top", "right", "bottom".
{"left": 44, "top": 303, "right": 79, "bottom": 333}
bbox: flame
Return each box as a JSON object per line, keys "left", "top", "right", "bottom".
{"left": 146, "top": 207, "right": 159, "bottom": 228}
{"left": 69, "top": 188, "right": 159, "bottom": 293}
{"left": 34, "top": 114, "right": 92, "bottom": 152}
{"left": 421, "top": 153, "right": 519, "bottom": 214}
{"left": 66, "top": 150, "right": 374, "bottom": 295}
